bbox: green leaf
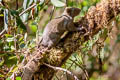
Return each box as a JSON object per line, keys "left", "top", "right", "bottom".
{"left": 39, "top": 0, "right": 44, "bottom": 5}
{"left": 10, "top": 10, "right": 19, "bottom": 17}
{"left": 5, "top": 34, "right": 13, "bottom": 38}
{"left": 10, "top": 65, "right": 18, "bottom": 73}
{"left": 116, "top": 34, "right": 120, "bottom": 43}
{"left": 82, "top": 6, "right": 89, "bottom": 12}
{"left": 51, "top": 0, "right": 65, "bottom": 7}
{"left": 6, "top": 37, "right": 14, "bottom": 42}
{"left": 102, "top": 63, "right": 108, "bottom": 72}
{"left": 0, "top": 40, "right": 3, "bottom": 46}
{"left": 20, "top": 55, "right": 24, "bottom": 62}
{"left": 0, "top": 60, "right": 4, "bottom": 67}
{"left": 23, "top": 0, "right": 28, "bottom": 9}
{"left": 16, "top": 77, "right": 22, "bottom": 80}
{"left": 8, "top": 56, "right": 17, "bottom": 60}
{"left": 6, "top": 78, "right": 11, "bottom": 80}
{"left": 72, "top": 52, "right": 77, "bottom": 57}
{"left": 23, "top": 0, "right": 33, "bottom": 9}
{"left": 0, "top": 14, "right": 3, "bottom": 16}
{"left": 4, "top": 9, "right": 8, "bottom": 31}
{"left": 67, "top": 1, "right": 77, "bottom": 7}
{"left": 82, "top": 0, "right": 89, "bottom": 6}
{"left": 0, "top": 53, "right": 7, "bottom": 57}
{"left": 30, "top": 23, "right": 37, "bottom": 33}
{"left": 10, "top": 10, "right": 27, "bottom": 30}
{"left": 21, "top": 13, "right": 29, "bottom": 22}
{"left": 0, "top": 74, "right": 4, "bottom": 77}
{"left": 4, "top": 55, "right": 18, "bottom": 67}
{"left": 28, "top": 0, "right": 34, "bottom": 7}
{"left": 19, "top": 37, "right": 24, "bottom": 42}
{"left": 16, "top": 17, "right": 27, "bottom": 30}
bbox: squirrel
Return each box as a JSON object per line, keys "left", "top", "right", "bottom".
{"left": 39, "top": 7, "right": 85, "bottom": 48}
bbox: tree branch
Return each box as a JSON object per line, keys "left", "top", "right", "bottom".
{"left": 19, "top": 3, "right": 36, "bottom": 16}
{"left": 43, "top": 63, "right": 79, "bottom": 80}
{"left": 11, "top": 0, "right": 120, "bottom": 80}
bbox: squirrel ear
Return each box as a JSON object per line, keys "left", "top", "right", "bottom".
{"left": 65, "top": 7, "right": 72, "bottom": 13}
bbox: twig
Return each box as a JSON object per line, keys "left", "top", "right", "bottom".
{"left": 16, "top": 0, "right": 18, "bottom": 10}
{"left": 19, "top": 0, "right": 50, "bottom": 21}
{"left": 19, "top": 0, "right": 50, "bottom": 16}
{"left": 40, "top": 0, "right": 50, "bottom": 10}
{"left": 50, "top": 6, "right": 55, "bottom": 21}
{"left": 0, "top": 1, "right": 9, "bottom": 10}
{"left": 0, "top": 51, "right": 24, "bottom": 54}
{"left": 55, "top": 74, "right": 60, "bottom": 80}
{"left": 66, "top": 59, "right": 75, "bottom": 80}
{"left": 14, "top": 33, "right": 17, "bottom": 50}
{"left": 0, "top": 29, "right": 6, "bottom": 37}
{"left": 0, "top": 0, "right": 6, "bottom": 7}
{"left": 97, "top": 45, "right": 103, "bottom": 73}
{"left": 69, "top": 59, "right": 89, "bottom": 80}
{"left": 19, "top": 3, "right": 37, "bottom": 16}
{"left": 66, "top": 0, "right": 68, "bottom": 7}
{"left": 43, "top": 63, "right": 79, "bottom": 80}
{"left": 95, "top": 19, "right": 116, "bottom": 72}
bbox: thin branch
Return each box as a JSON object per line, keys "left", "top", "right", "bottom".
{"left": 16, "top": 0, "right": 18, "bottom": 10}
{"left": 69, "top": 59, "right": 89, "bottom": 80}
{"left": 66, "top": 0, "right": 68, "bottom": 7}
{"left": 0, "top": 51, "right": 25, "bottom": 54}
{"left": 66, "top": 59, "right": 75, "bottom": 80}
{"left": 0, "top": 29, "right": 6, "bottom": 37}
{"left": 43, "top": 63, "right": 79, "bottom": 80}
{"left": 0, "top": 1, "right": 9, "bottom": 9}
{"left": 50, "top": 6, "right": 55, "bottom": 21}
{"left": 19, "top": 3, "right": 37, "bottom": 16}
{"left": 19, "top": 0, "right": 50, "bottom": 16}
{"left": 55, "top": 74, "right": 60, "bottom": 80}
{"left": 93, "top": 19, "right": 116, "bottom": 72}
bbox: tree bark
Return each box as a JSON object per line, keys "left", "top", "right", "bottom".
{"left": 12, "top": 0, "right": 120, "bottom": 80}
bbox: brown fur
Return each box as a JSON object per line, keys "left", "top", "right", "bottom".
{"left": 40, "top": 7, "right": 83, "bottom": 48}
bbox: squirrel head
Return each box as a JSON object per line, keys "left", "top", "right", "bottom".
{"left": 63, "top": 7, "right": 81, "bottom": 18}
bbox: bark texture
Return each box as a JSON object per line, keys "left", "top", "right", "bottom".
{"left": 13, "top": 0, "right": 120, "bottom": 80}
